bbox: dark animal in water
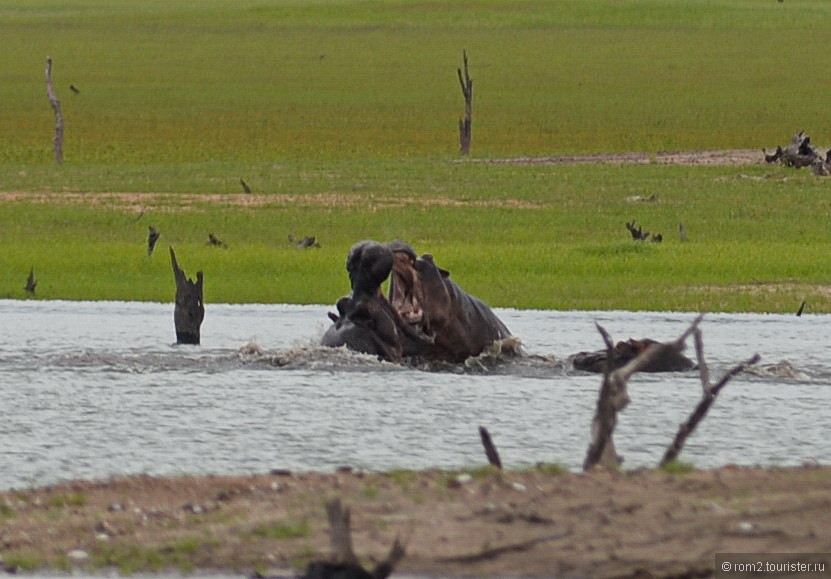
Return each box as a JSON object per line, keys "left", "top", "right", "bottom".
{"left": 321, "top": 240, "right": 512, "bottom": 363}
{"left": 572, "top": 338, "right": 696, "bottom": 373}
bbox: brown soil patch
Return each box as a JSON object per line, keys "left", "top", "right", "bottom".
{"left": 475, "top": 148, "right": 765, "bottom": 167}
{"left": 0, "top": 191, "right": 542, "bottom": 213}
{"left": 1, "top": 465, "right": 829, "bottom": 577}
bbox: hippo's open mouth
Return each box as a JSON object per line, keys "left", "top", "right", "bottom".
{"left": 389, "top": 247, "right": 424, "bottom": 327}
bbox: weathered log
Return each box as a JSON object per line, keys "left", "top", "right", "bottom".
{"left": 659, "top": 329, "right": 759, "bottom": 467}
{"left": 207, "top": 233, "right": 228, "bottom": 248}
{"left": 147, "top": 226, "right": 160, "bottom": 256}
{"left": 44, "top": 57, "right": 64, "bottom": 164}
{"left": 301, "top": 498, "right": 404, "bottom": 579}
{"left": 457, "top": 50, "right": 472, "bottom": 155}
{"left": 812, "top": 149, "right": 831, "bottom": 176}
{"left": 767, "top": 131, "right": 821, "bottom": 168}
{"left": 289, "top": 234, "right": 320, "bottom": 248}
{"left": 763, "top": 146, "right": 783, "bottom": 164}
{"left": 170, "top": 247, "right": 204, "bottom": 345}
{"left": 583, "top": 315, "right": 704, "bottom": 471}
{"left": 478, "top": 425, "right": 502, "bottom": 469}
{"left": 25, "top": 267, "right": 37, "bottom": 295}
{"left": 625, "top": 220, "right": 649, "bottom": 241}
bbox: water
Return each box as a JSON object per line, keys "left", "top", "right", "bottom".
{"left": 0, "top": 299, "right": 828, "bottom": 490}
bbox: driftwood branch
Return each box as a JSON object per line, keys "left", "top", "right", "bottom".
{"left": 325, "top": 499, "right": 361, "bottom": 566}
{"left": 302, "top": 498, "right": 404, "bottom": 579}
{"left": 765, "top": 131, "right": 823, "bottom": 170}
{"left": 457, "top": 50, "right": 472, "bottom": 155}
{"left": 478, "top": 425, "right": 502, "bottom": 469}
{"left": 170, "top": 247, "right": 204, "bottom": 345}
{"left": 583, "top": 315, "right": 705, "bottom": 471}
{"left": 660, "top": 333, "right": 760, "bottom": 467}
{"left": 44, "top": 57, "right": 64, "bottom": 164}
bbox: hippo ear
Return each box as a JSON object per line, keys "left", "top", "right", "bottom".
{"left": 336, "top": 296, "right": 352, "bottom": 317}
{"left": 418, "top": 254, "right": 451, "bottom": 277}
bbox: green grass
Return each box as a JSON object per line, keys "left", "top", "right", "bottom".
{"left": 660, "top": 460, "right": 696, "bottom": 475}
{"left": 249, "top": 519, "right": 311, "bottom": 540}
{"left": 1, "top": 160, "right": 830, "bottom": 312}
{"left": 48, "top": 492, "right": 88, "bottom": 508}
{"left": 3, "top": 0, "right": 831, "bottom": 162}
{"left": 2, "top": 1, "right": 831, "bottom": 312}
{"left": 91, "top": 537, "right": 219, "bottom": 575}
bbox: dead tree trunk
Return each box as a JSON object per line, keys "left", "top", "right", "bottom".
{"left": 659, "top": 331, "right": 759, "bottom": 467}
{"left": 44, "top": 57, "right": 64, "bottom": 164}
{"left": 457, "top": 50, "right": 472, "bottom": 155}
{"left": 169, "top": 247, "right": 204, "bottom": 345}
{"left": 583, "top": 315, "right": 704, "bottom": 471}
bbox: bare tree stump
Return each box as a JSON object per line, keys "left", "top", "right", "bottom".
{"left": 44, "top": 57, "right": 64, "bottom": 164}
{"left": 25, "top": 267, "right": 37, "bottom": 295}
{"left": 765, "top": 131, "right": 820, "bottom": 168}
{"left": 659, "top": 330, "right": 759, "bottom": 467}
{"left": 169, "top": 247, "right": 204, "bottom": 345}
{"left": 457, "top": 50, "right": 472, "bottom": 155}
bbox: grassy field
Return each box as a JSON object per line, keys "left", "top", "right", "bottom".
{"left": 2, "top": 0, "right": 831, "bottom": 312}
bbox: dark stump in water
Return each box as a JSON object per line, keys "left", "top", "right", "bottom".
{"left": 170, "top": 247, "right": 204, "bottom": 345}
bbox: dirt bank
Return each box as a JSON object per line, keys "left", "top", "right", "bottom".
{"left": 1, "top": 464, "right": 829, "bottom": 577}
{"left": 468, "top": 148, "right": 765, "bottom": 167}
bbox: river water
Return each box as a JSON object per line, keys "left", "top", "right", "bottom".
{"left": 0, "top": 300, "right": 827, "bottom": 490}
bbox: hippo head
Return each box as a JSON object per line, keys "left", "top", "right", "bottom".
{"left": 321, "top": 241, "right": 433, "bottom": 362}
{"left": 322, "top": 240, "right": 509, "bottom": 363}
{"left": 388, "top": 241, "right": 453, "bottom": 340}
{"left": 387, "top": 240, "right": 512, "bottom": 363}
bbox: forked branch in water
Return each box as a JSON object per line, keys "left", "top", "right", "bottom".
{"left": 659, "top": 332, "right": 760, "bottom": 467}
{"left": 583, "top": 314, "right": 704, "bottom": 471}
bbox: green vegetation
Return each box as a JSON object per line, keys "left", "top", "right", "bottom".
{"left": 48, "top": 492, "right": 88, "bottom": 508}
{"left": 529, "top": 463, "right": 569, "bottom": 476}
{"left": 249, "top": 519, "right": 311, "bottom": 540}
{"left": 2, "top": 0, "right": 831, "bottom": 312}
{"left": 0, "top": 551, "right": 44, "bottom": 572}
{"left": 91, "top": 537, "right": 219, "bottom": 574}
{"left": 660, "top": 460, "right": 696, "bottom": 475}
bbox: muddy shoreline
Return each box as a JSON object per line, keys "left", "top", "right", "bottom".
{"left": 1, "top": 464, "right": 829, "bottom": 577}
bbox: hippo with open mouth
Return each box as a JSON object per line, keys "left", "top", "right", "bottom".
{"left": 321, "top": 240, "right": 513, "bottom": 364}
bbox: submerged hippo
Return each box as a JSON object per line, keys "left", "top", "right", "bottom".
{"left": 572, "top": 338, "right": 696, "bottom": 373}
{"left": 321, "top": 240, "right": 512, "bottom": 363}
